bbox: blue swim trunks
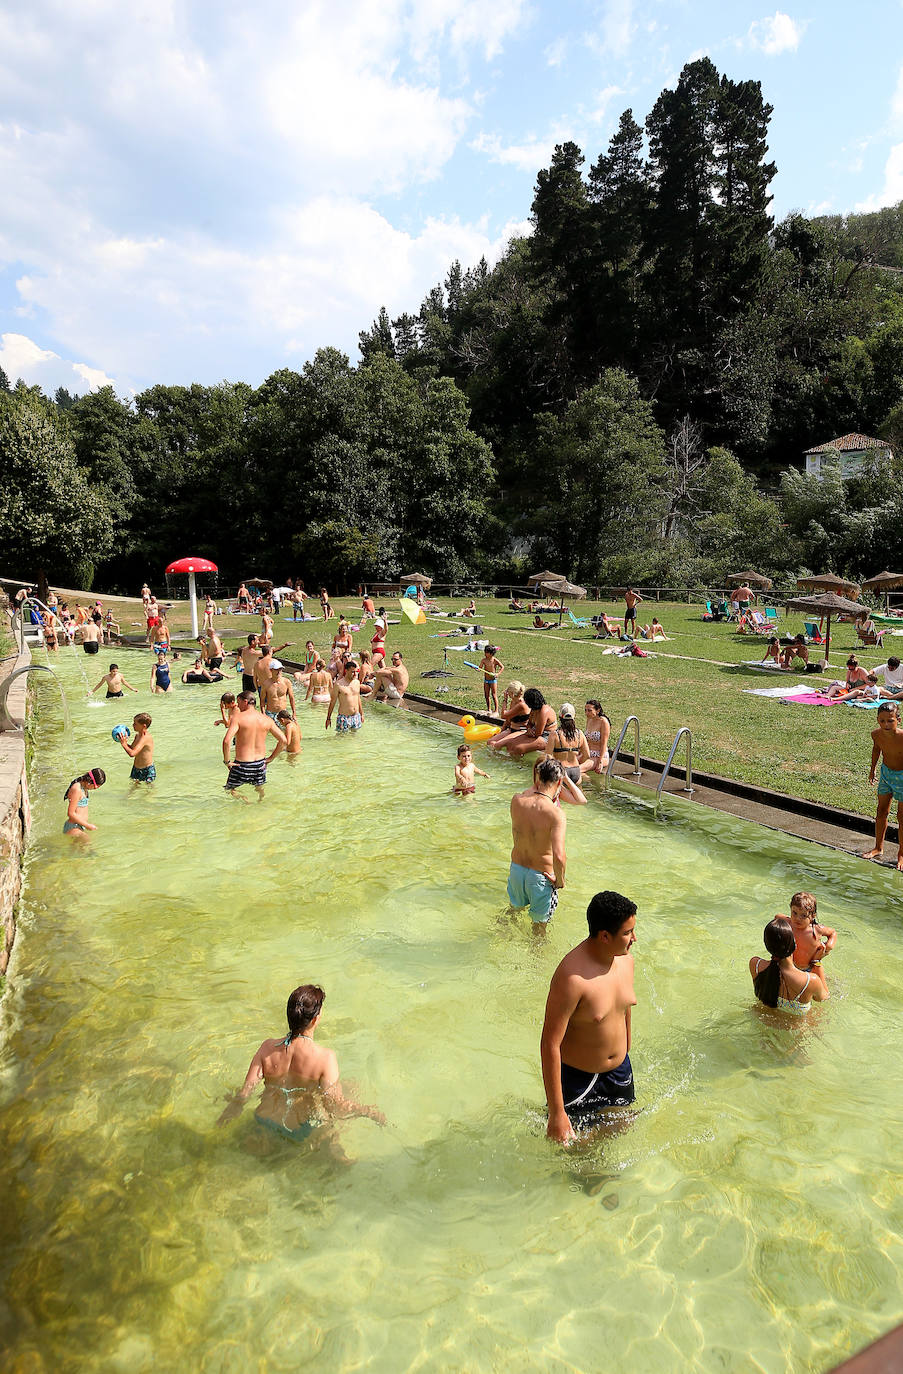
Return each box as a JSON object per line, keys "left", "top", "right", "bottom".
{"left": 130, "top": 763, "right": 156, "bottom": 782}
{"left": 878, "top": 762, "right": 903, "bottom": 801}
{"left": 507, "top": 862, "right": 559, "bottom": 923}
{"left": 336, "top": 712, "right": 362, "bottom": 732}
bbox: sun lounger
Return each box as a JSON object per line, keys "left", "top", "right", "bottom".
{"left": 567, "top": 608, "right": 590, "bottom": 628}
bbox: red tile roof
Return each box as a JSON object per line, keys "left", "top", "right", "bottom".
{"left": 804, "top": 433, "right": 889, "bottom": 453}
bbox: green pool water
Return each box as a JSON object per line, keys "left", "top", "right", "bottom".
{"left": 1, "top": 647, "right": 902, "bottom": 1373}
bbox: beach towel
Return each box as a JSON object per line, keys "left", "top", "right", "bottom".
{"left": 741, "top": 660, "right": 782, "bottom": 672}
{"left": 845, "top": 698, "right": 883, "bottom": 709}
{"left": 779, "top": 692, "right": 836, "bottom": 706}
{"left": 742, "top": 684, "right": 813, "bottom": 698}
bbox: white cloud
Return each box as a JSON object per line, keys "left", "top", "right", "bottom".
{"left": 0, "top": 332, "right": 117, "bottom": 394}
{"left": 855, "top": 144, "right": 903, "bottom": 212}
{"left": 545, "top": 37, "right": 567, "bottom": 67}
{"left": 592, "top": 0, "right": 635, "bottom": 58}
{"left": 892, "top": 64, "right": 903, "bottom": 127}
{"left": 470, "top": 131, "right": 566, "bottom": 173}
{"left": 746, "top": 12, "right": 805, "bottom": 56}
{"left": 587, "top": 85, "right": 624, "bottom": 124}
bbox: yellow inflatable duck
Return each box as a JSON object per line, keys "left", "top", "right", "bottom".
{"left": 457, "top": 714, "right": 501, "bottom": 743}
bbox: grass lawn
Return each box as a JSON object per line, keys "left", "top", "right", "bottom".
{"left": 89, "top": 588, "right": 898, "bottom": 821}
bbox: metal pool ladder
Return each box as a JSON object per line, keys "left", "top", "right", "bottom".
{"left": 655, "top": 727, "right": 694, "bottom": 809}
{"left": 605, "top": 715, "right": 642, "bottom": 791}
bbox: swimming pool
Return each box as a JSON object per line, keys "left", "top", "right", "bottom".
{"left": 1, "top": 647, "right": 902, "bottom": 1373}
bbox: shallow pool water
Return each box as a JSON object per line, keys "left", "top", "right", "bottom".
{"left": 1, "top": 647, "right": 903, "bottom": 1373}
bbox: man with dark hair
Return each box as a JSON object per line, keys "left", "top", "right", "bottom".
{"left": 540, "top": 891, "right": 638, "bottom": 1142}
{"left": 222, "top": 691, "right": 286, "bottom": 796}
{"left": 507, "top": 756, "right": 567, "bottom": 929}
{"left": 237, "top": 633, "right": 262, "bottom": 694}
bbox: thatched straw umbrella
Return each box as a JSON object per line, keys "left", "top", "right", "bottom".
{"left": 541, "top": 577, "right": 588, "bottom": 626}
{"left": 785, "top": 590, "right": 865, "bottom": 668}
{"left": 862, "top": 570, "right": 903, "bottom": 610}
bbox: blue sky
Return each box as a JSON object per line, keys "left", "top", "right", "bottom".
{"left": 1, "top": 0, "right": 902, "bottom": 397}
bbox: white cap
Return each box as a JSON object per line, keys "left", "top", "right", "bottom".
{"left": 270, "top": 659, "right": 283, "bottom": 670}
{"left": 559, "top": 702, "right": 576, "bottom": 718}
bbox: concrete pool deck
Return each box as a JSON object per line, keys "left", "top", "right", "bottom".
{"left": 388, "top": 687, "right": 898, "bottom": 864}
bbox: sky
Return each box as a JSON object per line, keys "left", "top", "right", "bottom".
{"left": 1, "top": 0, "right": 902, "bottom": 398}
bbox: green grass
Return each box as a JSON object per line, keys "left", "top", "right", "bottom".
{"left": 107, "top": 592, "right": 893, "bottom": 819}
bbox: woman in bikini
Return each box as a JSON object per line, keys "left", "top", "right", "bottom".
{"left": 306, "top": 661, "right": 332, "bottom": 705}
{"left": 581, "top": 699, "right": 611, "bottom": 775}
{"left": 544, "top": 704, "right": 589, "bottom": 804}
{"left": 825, "top": 655, "right": 871, "bottom": 699}
{"left": 332, "top": 619, "right": 353, "bottom": 661}
{"left": 357, "top": 650, "right": 375, "bottom": 696}
{"left": 504, "top": 687, "right": 556, "bottom": 758}
{"left": 749, "top": 917, "right": 829, "bottom": 1016}
{"left": 489, "top": 681, "right": 530, "bottom": 750}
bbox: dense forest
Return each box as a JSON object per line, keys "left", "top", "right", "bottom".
{"left": 5, "top": 56, "right": 903, "bottom": 592}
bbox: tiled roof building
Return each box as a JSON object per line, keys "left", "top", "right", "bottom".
{"left": 803, "top": 433, "right": 893, "bottom": 478}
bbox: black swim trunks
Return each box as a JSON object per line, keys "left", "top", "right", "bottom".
{"left": 225, "top": 757, "right": 266, "bottom": 790}
{"left": 106, "top": 690, "right": 124, "bottom": 698}
{"left": 242, "top": 673, "right": 255, "bottom": 694}
{"left": 83, "top": 641, "right": 99, "bottom": 654}
{"left": 560, "top": 1054, "right": 634, "bottom": 1128}
{"left": 208, "top": 656, "right": 223, "bottom": 669}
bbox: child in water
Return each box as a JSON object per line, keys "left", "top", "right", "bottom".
{"left": 454, "top": 744, "right": 490, "bottom": 796}
{"left": 63, "top": 768, "right": 106, "bottom": 834}
{"left": 91, "top": 663, "right": 139, "bottom": 699}
{"left": 479, "top": 645, "right": 504, "bottom": 713}
{"left": 215, "top": 691, "right": 236, "bottom": 727}
{"left": 150, "top": 648, "right": 172, "bottom": 694}
{"left": 788, "top": 891, "right": 836, "bottom": 970}
{"left": 116, "top": 714, "right": 156, "bottom": 782}
{"left": 269, "top": 710, "right": 303, "bottom": 759}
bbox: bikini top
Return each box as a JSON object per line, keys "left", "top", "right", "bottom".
{"left": 552, "top": 730, "right": 584, "bottom": 754}
{"left": 755, "top": 960, "right": 811, "bottom": 1015}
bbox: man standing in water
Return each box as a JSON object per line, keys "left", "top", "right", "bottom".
{"left": 540, "top": 891, "right": 637, "bottom": 1143}
{"left": 222, "top": 691, "right": 286, "bottom": 797}
{"left": 507, "top": 756, "right": 566, "bottom": 930}
{"left": 326, "top": 659, "right": 364, "bottom": 732}
{"left": 237, "top": 633, "right": 262, "bottom": 695}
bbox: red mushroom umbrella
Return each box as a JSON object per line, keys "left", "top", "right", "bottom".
{"left": 166, "top": 557, "right": 218, "bottom": 638}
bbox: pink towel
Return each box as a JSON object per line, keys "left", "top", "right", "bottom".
{"left": 781, "top": 692, "right": 836, "bottom": 706}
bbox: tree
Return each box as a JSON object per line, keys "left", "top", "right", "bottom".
{"left": 0, "top": 365, "right": 9, "bottom": 392}
{"left": 0, "top": 392, "right": 114, "bottom": 586}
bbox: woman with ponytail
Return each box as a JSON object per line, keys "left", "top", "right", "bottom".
{"left": 218, "top": 984, "right": 385, "bottom": 1141}
{"left": 62, "top": 768, "right": 106, "bottom": 835}
{"left": 749, "top": 917, "right": 829, "bottom": 1015}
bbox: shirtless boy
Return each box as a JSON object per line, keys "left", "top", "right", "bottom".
{"left": 508, "top": 756, "right": 566, "bottom": 930}
{"left": 454, "top": 743, "right": 490, "bottom": 796}
{"left": 624, "top": 588, "right": 643, "bottom": 636}
{"left": 864, "top": 702, "right": 903, "bottom": 867}
{"left": 479, "top": 646, "right": 504, "bottom": 714}
{"left": 540, "top": 891, "right": 637, "bottom": 1143}
{"left": 117, "top": 713, "right": 156, "bottom": 782}
{"left": 222, "top": 692, "right": 286, "bottom": 797}
{"left": 269, "top": 710, "right": 302, "bottom": 759}
{"left": 91, "top": 663, "right": 138, "bottom": 698}
{"left": 215, "top": 692, "right": 236, "bottom": 727}
{"left": 326, "top": 660, "right": 364, "bottom": 732}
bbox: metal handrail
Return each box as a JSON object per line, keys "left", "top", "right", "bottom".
{"left": 656, "top": 727, "right": 694, "bottom": 801}
{"left": 605, "top": 715, "right": 641, "bottom": 790}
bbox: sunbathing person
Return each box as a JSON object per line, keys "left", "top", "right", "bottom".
{"left": 780, "top": 635, "right": 809, "bottom": 671}
{"left": 459, "top": 598, "right": 477, "bottom": 618}
{"left": 639, "top": 617, "right": 666, "bottom": 641}
{"left": 592, "top": 612, "right": 618, "bottom": 639}
{"left": 533, "top": 615, "right": 555, "bottom": 630}
{"left": 844, "top": 674, "right": 881, "bottom": 703}
{"left": 825, "top": 656, "right": 871, "bottom": 698}
{"left": 508, "top": 597, "right": 525, "bottom": 611}
{"left": 762, "top": 636, "right": 782, "bottom": 666}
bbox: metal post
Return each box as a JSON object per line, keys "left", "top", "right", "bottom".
{"left": 605, "top": 716, "right": 641, "bottom": 790}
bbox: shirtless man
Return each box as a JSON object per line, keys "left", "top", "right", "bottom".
{"left": 863, "top": 702, "right": 903, "bottom": 868}
{"left": 541, "top": 891, "right": 638, "bottom": 1142}
{"left": 508, "top": 756, "right": 566, "bottom": 931}
{"left": 623, "top": 588, "right": 643, "bottom": 637}
{"left": 91, "top": 663, "right": 138, "bottom": 698}
{"left": 79, "top": 619, "right": 103, "bottom": 655}
{"left": 306, "top": 660, "right": 332, "bottom": 705}
{"left": 253, "top": 645, "right": 276, "bottom": 696}
{"left": 373, "top": 651, "right": 409, "bottom": 702}
{"left": 237, "top": 634, "right": 263, "bottom": 695}
{"left": 261, "top": 662, "right": 296, "bottom": 719}
{"left": 203, "top": 628, "right": 226, "bottom": 671}
{"left": 326, "top": 660, "right": 364, "bottom": 732}
{"left": 216, "top": 984, "right": 384, "bottom": 1146}
{"left": 222, "top": 691, "right": 286, "bottom": 796}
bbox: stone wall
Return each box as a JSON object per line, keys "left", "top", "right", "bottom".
{"left": 0, "top": 629, "right": 31, "bottom": 976}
